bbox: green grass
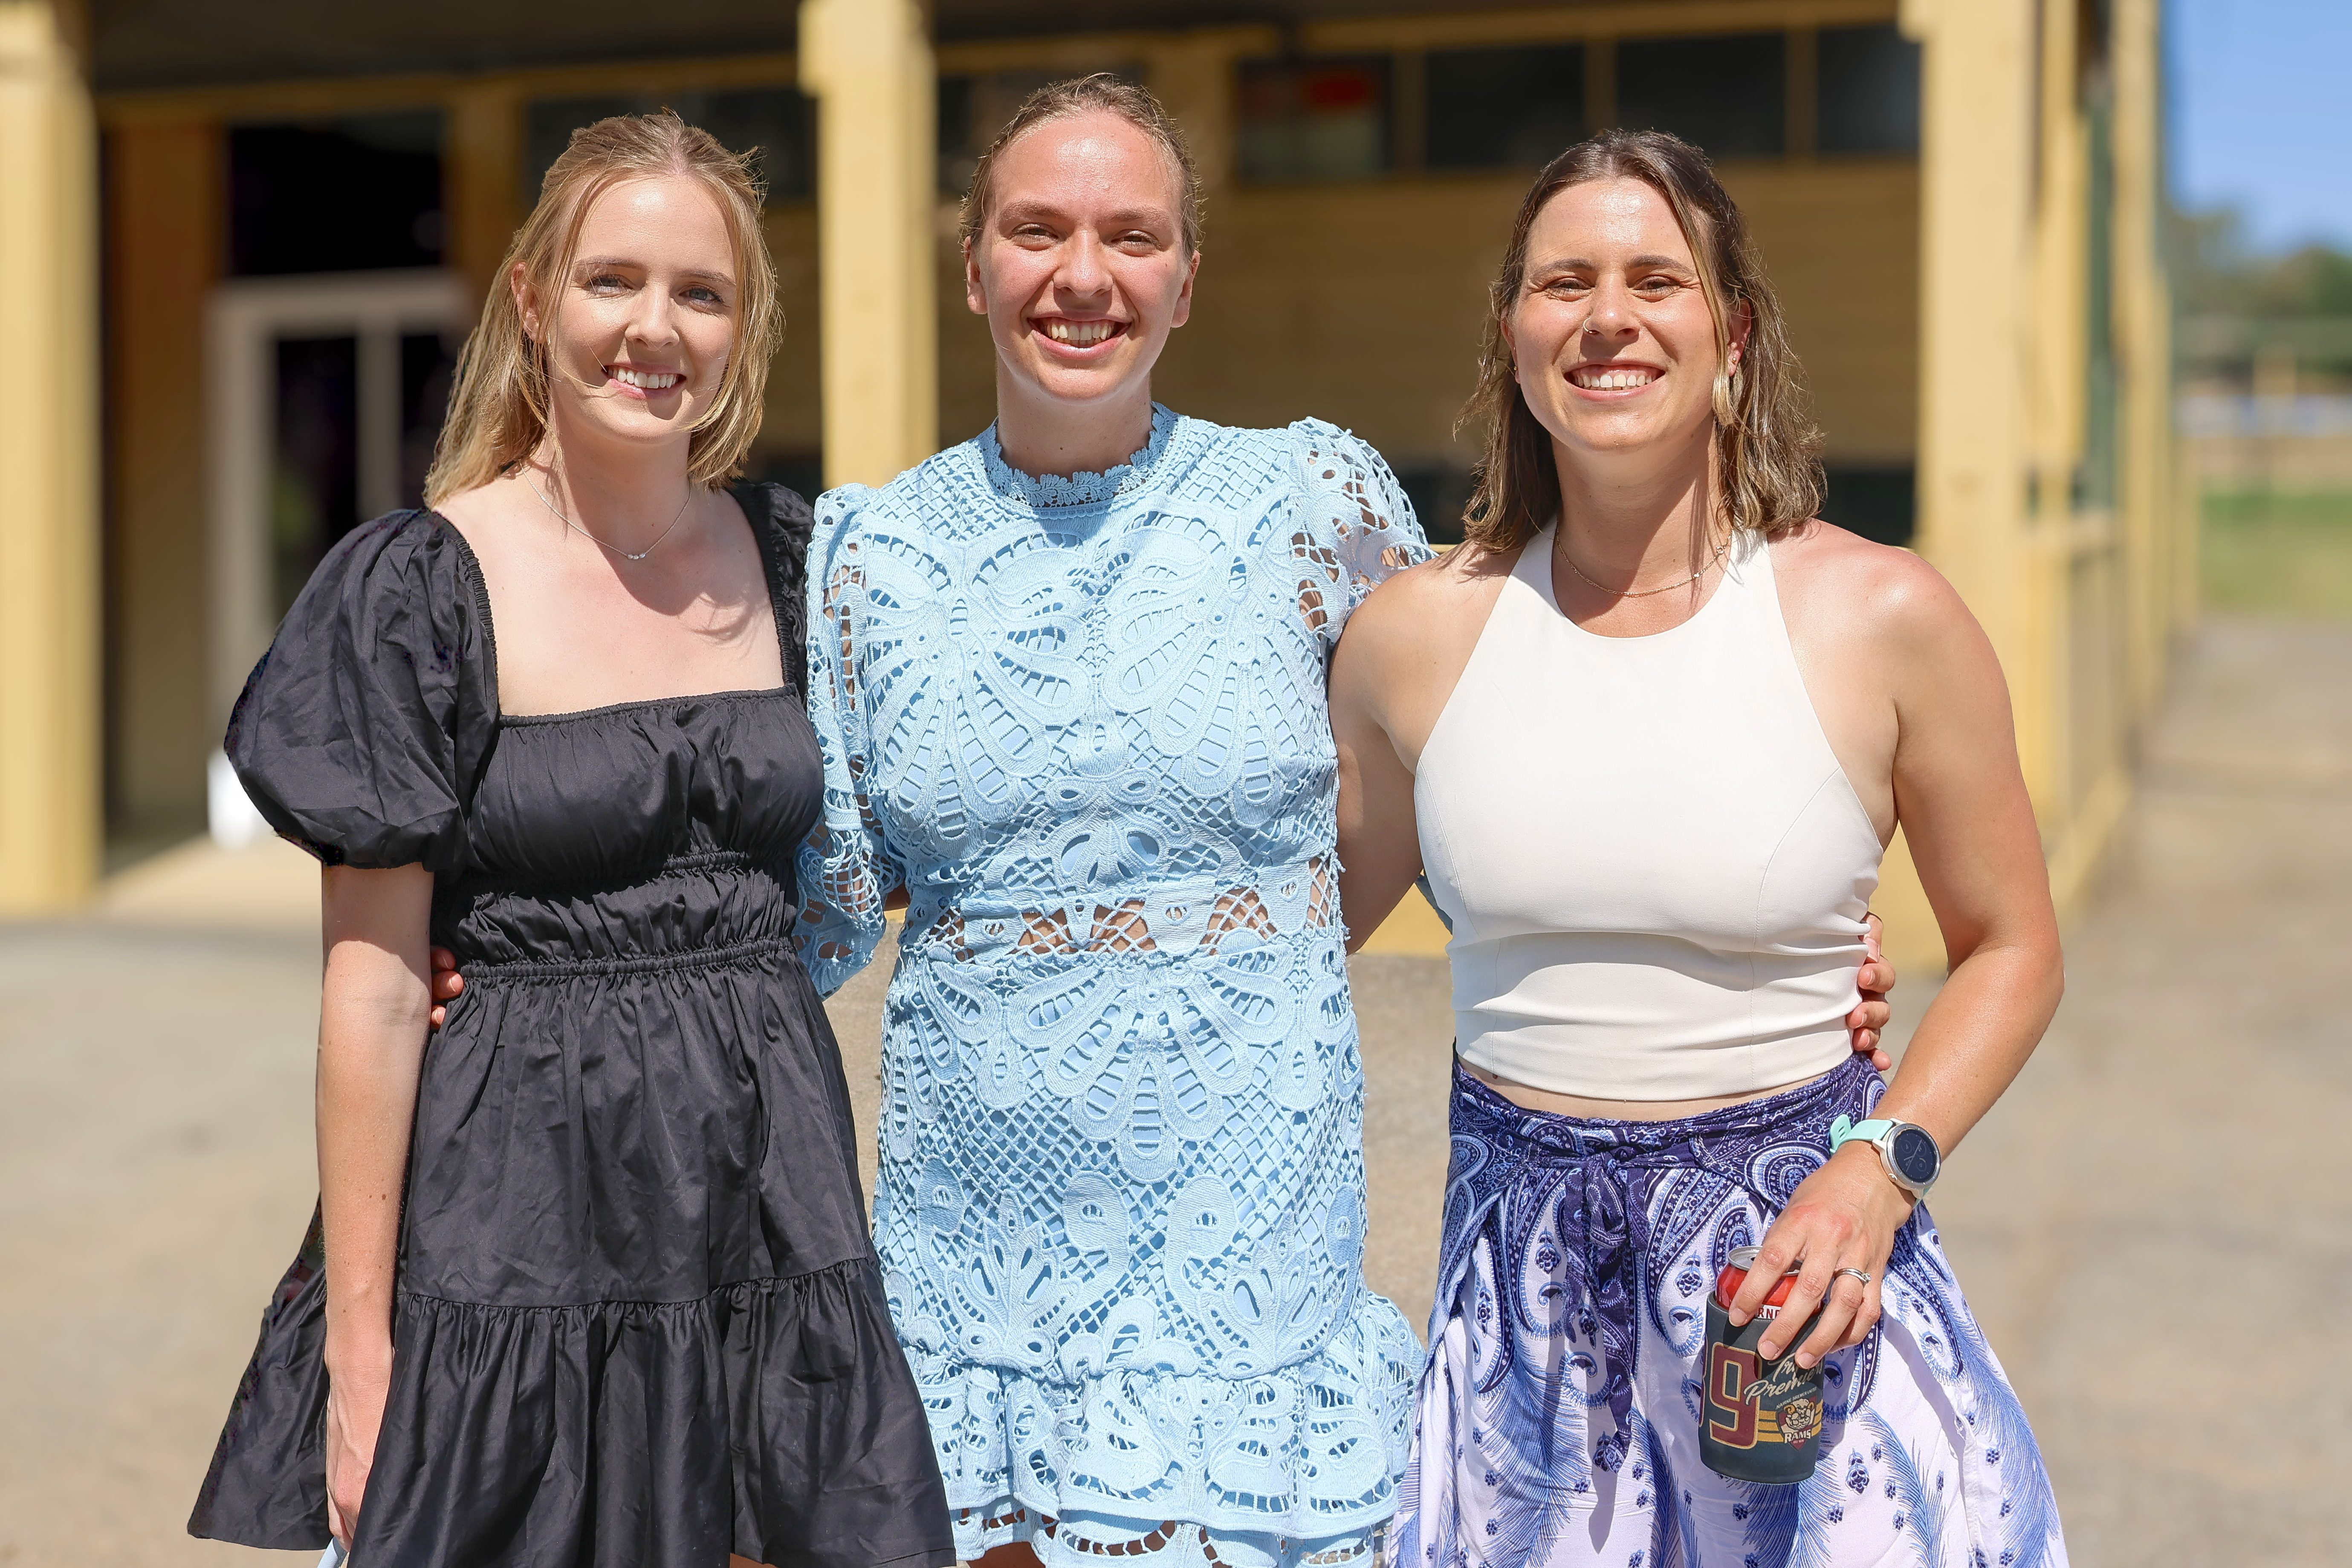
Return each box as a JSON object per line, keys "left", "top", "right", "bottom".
{"left": 2202, "top": 489, "right": 2352, "bottom": 620}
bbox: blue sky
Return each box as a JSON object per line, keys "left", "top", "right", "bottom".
{"left": 2170, "top": 0, "right": 2352, "bottom": 252}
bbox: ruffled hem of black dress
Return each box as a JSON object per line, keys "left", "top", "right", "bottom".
{"left": 189, "top": 1215, "right": 954, "bottom": 1568}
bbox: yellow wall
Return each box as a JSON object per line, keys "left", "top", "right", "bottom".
{"left": 103, "top": 117, "right": 219, "bottom": 842}
{"left": 71, "top": 0, "right": 2178, "bottom": 952}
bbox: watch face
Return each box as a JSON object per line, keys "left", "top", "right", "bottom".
{"left": 1890, "top": 1126, "right": 1940, "bottom": 1186}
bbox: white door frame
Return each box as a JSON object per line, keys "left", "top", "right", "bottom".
{"left": 205, "top": 269, "right": 469, "bottom": 843}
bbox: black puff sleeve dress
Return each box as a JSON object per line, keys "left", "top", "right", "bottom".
{"left": 187, "top": 488, "right": 954, "bottom": 1568}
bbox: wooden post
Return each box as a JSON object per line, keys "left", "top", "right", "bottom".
{"left": 799, "top": 0, "right": 939, "bottom": 488}
{"left": 0, "top": 0, "right": 101, "bottom": 912}
{"left": 448, "top": 82, "right": 524, "bottom": 313}
{"left": 1868, "top": 0, "right": 2040, "bottom": 973}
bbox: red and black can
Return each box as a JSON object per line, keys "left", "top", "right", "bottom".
{"left": 1698, "top": 1245, "right": 1830, "bottom": 1484}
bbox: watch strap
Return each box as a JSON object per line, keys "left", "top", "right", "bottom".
{"left": 1828, "top": 1115, "right": 1895, "bottom": 1152}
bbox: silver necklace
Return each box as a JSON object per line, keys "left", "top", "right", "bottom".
{"left": 1555, "top": 529, "right": 1730, "bottom": 598}
{"left": 526, "top": 471, "right": 694, "bottom": 563}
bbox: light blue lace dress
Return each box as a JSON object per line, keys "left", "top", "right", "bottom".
{"left": 796, "top": 406, "right": 1429, "bottom": 1567}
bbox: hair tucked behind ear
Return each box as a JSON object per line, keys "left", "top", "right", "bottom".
{"left": 424, "top": 109, "right": 781, "bottom": 505}
{"left": 1455, "top": 128, "right": 1823, "bottom": 553}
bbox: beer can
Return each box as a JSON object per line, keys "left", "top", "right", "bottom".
{"left": 1698, "top": 1245, "right": 1829, "bottom": 1483}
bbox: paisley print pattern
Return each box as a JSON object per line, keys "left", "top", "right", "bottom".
{"left": 1389, "top": 1059, "right": 2067, "bottom": 1568}
{"left": 798, "top": 407, "right": 1430, "bottom": 1567}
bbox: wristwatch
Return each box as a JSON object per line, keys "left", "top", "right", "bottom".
{"left": 1828, "top": 1114, "right": 1941, "bottom": 1199}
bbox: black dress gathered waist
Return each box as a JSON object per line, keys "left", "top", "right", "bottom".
{"left": 186, "top": 489, "right": 954, "bottom": 1568}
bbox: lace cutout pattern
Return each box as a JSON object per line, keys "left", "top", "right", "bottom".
{"left": 797, "top": 413, "right": 1432, "bottom": 1563}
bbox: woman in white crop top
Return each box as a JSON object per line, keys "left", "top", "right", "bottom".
{"left": 1333, "top": 132, "right": 2067, "bottom": 1566}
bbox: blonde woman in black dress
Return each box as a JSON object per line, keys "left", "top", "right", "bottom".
{"left": 188, "top": 113, "right": 952, "bottom": 1568}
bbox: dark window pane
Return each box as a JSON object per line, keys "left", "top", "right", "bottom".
{"left": 1818, "top": 24, "right": 1921, "bottom": 154}
{"left": 230, "top": 112, "right": 443, "bottom": 276}
{"left": 1392, "top": 463, "right": 1474, "bottom": 546}
{"left": 745, "top": 450, "right": 825, "bottom": 503}
{"left": 399, "top": 331, "right": 458, "bottom": 509}
{"left": 1614, "top": 34, "right": 1785, "bottom": 159}
{"left": 1426, "top": 44, "right": 1584, "bottom": 170}
{"left": 1237, "top": 57, "right": 1392, "bottom": 184}
{"left": 272, "top": 336, "right": 359, "bottom": 618}
{"left": 525, "top": 88, "right": 812, "bottom": 207}
{"left": 697, "top": 89, "right": 815, "bottom": 200}
{"left": 938, "top": 74, "right": 976, "bottom": 192}
{"left": 1820, "top": 464, "right": 1915, "bottom": 545}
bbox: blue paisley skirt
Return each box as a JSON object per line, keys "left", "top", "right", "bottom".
{"left": 1386, "top": 1056, "right": 2067, "bottom": 1568}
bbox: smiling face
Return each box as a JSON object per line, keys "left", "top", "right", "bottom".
{"left": 1506, "top": 176, "right": 1744, "bottom": 464}
{"left": 519, "top": 172, "right": 738, "bottom": 456}
{"left": 964, "top": 109, "right": 1197, "bottom": 411}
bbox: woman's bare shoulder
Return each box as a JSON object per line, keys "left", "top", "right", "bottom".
{"left": 1771, "top": 519, "right": 1976, "bottom": 654}
{"left": 425, "top": 477, "right": 518, "bottom": 549}
{"left": 1350, "top": 542, "right": 1516, "bottom": 639}
{"left": 1768, "top": 517, "right": 1994, "bottom": 677}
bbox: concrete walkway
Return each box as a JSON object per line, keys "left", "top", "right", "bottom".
{"left": 0, "top": 616, "right": 2342, "bottom": 1566}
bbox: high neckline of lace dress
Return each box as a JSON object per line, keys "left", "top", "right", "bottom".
{"left": 976, "top": 402, "right": 1178, "bottom": 509}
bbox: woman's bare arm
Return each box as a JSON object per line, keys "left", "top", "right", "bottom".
{"left": 1858, "top": 555, "right": 2063, "bottom": 1151}
{"left": 317, "top": 863, "right": 436, "bottom": 1543}
{"left": 1737, "top": 551, "right": 2062, "bottom": 1364}
{"left": 1331, "top": 579, "right": 1438, "bottom": 950}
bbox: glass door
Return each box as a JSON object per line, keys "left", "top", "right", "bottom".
{"left": 206, "top": 272, "right": 467, "bottom": 844}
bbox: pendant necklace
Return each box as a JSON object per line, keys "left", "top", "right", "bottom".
{"left": 527, "top": 470, "right": 694, "bottom": 563}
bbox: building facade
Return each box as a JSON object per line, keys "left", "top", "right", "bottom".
{"left": 0, "top": 0, "right": 2187, "bottom": 969}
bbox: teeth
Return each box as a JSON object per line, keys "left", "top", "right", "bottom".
{"left": 1574, "top": 366, "right": 1658, "bottom": 391}
{"left": 612, "top": 367, "right": 682, "bottom": 390}
{"left": 1043, "top": 320, "right": 1119, "bottom": 347}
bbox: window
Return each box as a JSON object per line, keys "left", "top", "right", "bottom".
{"left": 1426, "top": 44, "right": 1585, "bottom": 170}
{"left": 524, "top": 88, "right": 812, "bottom": 207}
{"left": 1613, "top": 33, "right": 1785, "bottom": 159}
{"left": 1393, "top": 463, "right": 1474, "bottom": 546}
{"left": 1820, "top": 465, "right": 1915, "bottom": 546}
{"left": 229, "top": 112, "right": 443, "bottom": 276}
{"left": 1817, "top": 24, "right": 1922, "bottom": 155}
{"left": 1237, "top": 56, "right": 1392, "bottom": 184}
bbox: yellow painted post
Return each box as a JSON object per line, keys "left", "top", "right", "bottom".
{"left": 1881, "top": 0, "right": 2039, "bottom": 972}
{"left": 2109, "top": 0, "right": 2176, "bottom": 724}
{"left": 799, "top": 0, "right": 939, "bottom": 489}
{"left": 0, "top": 0, "right": 101, "bottom": 913}
{"left": 1147, "top": 36, "right": 1240, "bottom": 204}
{"left": 1902, "top": 0, "right": 2037, "bottom": 688}
{"left": 448, "top": 82, "right": 525, "bottom": 314}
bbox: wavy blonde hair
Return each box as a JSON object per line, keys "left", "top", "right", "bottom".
{"left": 1457, "top": 129, "right": 1823, "bottom": 552}
{"left": 424, "top": 110, "right": 781, "bottom": 504}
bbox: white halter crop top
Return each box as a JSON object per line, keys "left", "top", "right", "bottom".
{"left": 1414, "top": 524, "right": 1884, "bottom": 1100}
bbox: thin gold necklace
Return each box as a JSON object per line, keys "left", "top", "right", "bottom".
{"left": 526, "top": 469, "right": 694, "bottom": 563}
{"left": 1554, "top": 529, "right": 1730, "bottom": 598}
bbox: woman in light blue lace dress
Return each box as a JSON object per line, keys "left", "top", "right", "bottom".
{"left": 793, "top": 79, "right": 1426, "bottom": 1567}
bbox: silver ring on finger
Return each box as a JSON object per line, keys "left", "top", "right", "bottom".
{"left": 1836, "top": 1267, "right": 1872, "bottom": 1288}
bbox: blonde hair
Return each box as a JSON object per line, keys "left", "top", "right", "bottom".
{"left": 424, "top": 110, "right": 781, "bottom": 504}
{"left": 957, "top": 73, "right": 1204, "bottom": 256}
{"left": 1457, "top": 129, "right": 1823, "bottom": 553}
